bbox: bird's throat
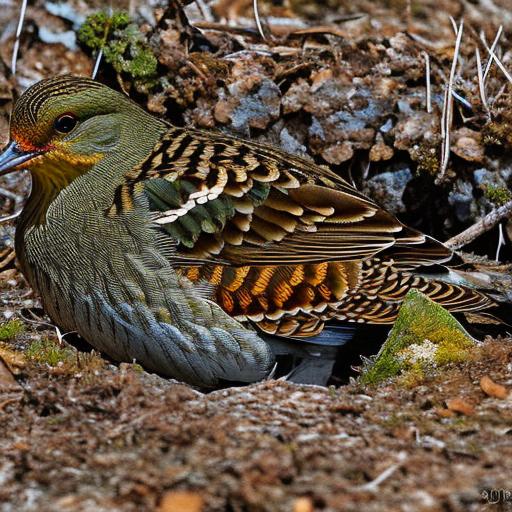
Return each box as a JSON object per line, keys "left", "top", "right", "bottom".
{"left": 15, "top": 155, "right": 98, "bottom": 264}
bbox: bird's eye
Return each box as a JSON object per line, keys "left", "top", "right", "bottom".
{"left": 54, "top": 113, "right": 78, "bottom": 134}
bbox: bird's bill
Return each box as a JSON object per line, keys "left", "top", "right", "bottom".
{"left": 0, "top": 141, "right": 40, "bottom": 177}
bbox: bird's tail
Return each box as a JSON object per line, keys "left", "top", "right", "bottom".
{"left": 412, "top": 263, "right": 512, "bottom": 326}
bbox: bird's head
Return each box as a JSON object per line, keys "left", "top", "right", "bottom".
{"left": 0, "top": 75, "right": 156, "bottom": 179}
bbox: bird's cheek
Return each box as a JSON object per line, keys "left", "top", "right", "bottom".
{"left": 44, "top": 146, "right": 104, "bottom": 167}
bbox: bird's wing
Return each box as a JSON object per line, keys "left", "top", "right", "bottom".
{"left": 106, "top": 127, "right": 494, "bottom": 338}
{"left": 109, "top": 126, "right": 448, "bottom": 266}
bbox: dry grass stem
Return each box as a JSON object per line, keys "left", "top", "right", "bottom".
{"left": 423, "top": 51, "right": 432, "bottom": 113}
{"left": 11, "top": 0, "right": 28, "bottom": 75}
{"left": 0, "top": 211, "right": 21, "bottom": 224}
{"left": 496, "top": 223, "right": 505, "bottom": 261}
{"left": 475, "top": 47, "right": 489, "bottom": 112}
{"left": 482, "top": 38, "right": 512, "bottom": 85}
{"left": 91, "top": 49, "right": 103, "bottom": 80}
{"left": 253, "top": 0, "right": 267, "bottom": 40}
{"left": 438, "top": 20, "right": 464, "bottom": 182}
{"left": 483, "top": 25, "right": 503, "bottom": 81}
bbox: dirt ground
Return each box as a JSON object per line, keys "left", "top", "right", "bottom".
{"left": 1, "top": 0, "right": 512, "bottom": 510}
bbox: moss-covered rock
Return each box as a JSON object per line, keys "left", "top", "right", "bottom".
{"left": 360, "top": 289, "right": 475, "bottom": 386}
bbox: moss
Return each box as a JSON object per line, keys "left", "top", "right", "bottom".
{"left": 483, "top": 184, "right": 512, "bottom": 206}
{"left": 78, "top": 11, "right": 157, "bottom": 86}
{"left": 411, "top": 144, "right": 440, "bottom": 175}
{"left": 482, "top": 120, "right": 511, "bottom": 147}
{"left": 0, "top": 319, "right": 25, "bottom": 341}
{"left": 77, "top": 11, "right": 130, "bottom": 51}
{"left": 397, "top": 362, "right": 426, "bottom": 388}
{"left": 131, "top": 362, "right": 144, "bottom": 373}
{"left": 482, "top": 102, "right": 512, "bottom": 148}
{"left": 435, "top": 338, "right": 472, "bottom": 366}
{"left": 26, "top": 338, "right": 76, "bottom": 367}
{"left": 360, "top": 289, "right": 475, "bottom": 386}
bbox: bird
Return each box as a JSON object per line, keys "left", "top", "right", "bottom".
{"left": 0, "top": 75, "right": 507, "bottom": 386}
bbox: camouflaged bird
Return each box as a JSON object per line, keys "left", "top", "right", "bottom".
{"left": 0, "top": 75, "right": 506, "bottom": 386}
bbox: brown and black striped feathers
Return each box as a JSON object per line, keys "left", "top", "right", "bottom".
{"left": 181, "top": 259, "right": 494, "bottom": 338}
{"left": 109, "top": 125, "right": 496, "bottom": 338}
{"left": 110, "top": 126, "right": 435, "bottom": 265}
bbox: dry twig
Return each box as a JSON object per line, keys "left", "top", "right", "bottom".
{"left": 446, "top": 200, "right": 512, "bottom": 250}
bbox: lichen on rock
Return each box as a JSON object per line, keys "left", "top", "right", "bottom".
{"left": 360, "top": 289, "right": 475, "bottom": 386}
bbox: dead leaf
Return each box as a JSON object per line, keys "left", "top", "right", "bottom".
{"left": 435, "top": 407, "right": 455, "bottom": 418}
{"left": 446, "top": 398, "right": 475, "bottom": 416}
{"left": 0, "top": 356, "right": 21, "bottom": 392}
{"left": 0, "top": 344, "right": 26, "bottom": 374}
{"left": 480, "top": 376, "right": 508, "bottom": 399}
{"left": 293, "top": 497, "right": 314, "bottom": 512}
{"left": 158, "top": 491, "right": 204, "bottom": 512}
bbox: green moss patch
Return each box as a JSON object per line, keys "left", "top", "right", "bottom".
{"left": 483, "top": 184, "right": 512, "bottom": 206}
{"left": 78, "top": 11, "right": 158, "bottom": 86}
{"left": 26, "top": 338, "right": 76, "bottom": 367}
{"left": 360, "top": 289, "right": 475, "bottom": 386}
{"left": 0, "top": 319, "right": 25, "bottom": 341}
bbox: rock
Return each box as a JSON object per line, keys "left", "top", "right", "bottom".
{"left": 279, "top": 128, "right": 309, "bottom": 158}
{"left": 364, "top": 167, "right": 412, "bottom": 214}
{"left": 474, "top": 168, "right": 507, "bottom": 189}
{"left": 448, "top": 180, "right": 475, "bottom": 223}
{"left": 369, "top": 134, "right": 394, "bottom": 162}
{"left": 451, "top": 128, "right": 484, "bottom": 162}
{"left": 321, "top": 141, "right": 354, "bottom": 164}
{"left": 215, "top": 76, "right": 281, "bottom": 135}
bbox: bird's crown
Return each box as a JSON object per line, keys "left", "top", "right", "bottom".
{"left": 11, "top": 75, "right": 128, "bottom": 153}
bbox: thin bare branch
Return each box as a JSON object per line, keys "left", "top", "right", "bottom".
{"left": 438, "top": 20, "right": 463, "bottom": 182}
{"left": 451, "top": 90, "right": 472, "bottom": 109}
{"left": 194, "top": 0, "right": 214, "bottom": 22}
{"left": 91, "top": 49, "right": 103, "bottom": 80}
{"left": 448, "top": 15, "right": 458, "bottom": 35}
{"left": 496, "top": 223, "right": 505, "bottom": 261}
{"left": 11, "top": 0, "right": 28, "bottom": 75}
{"left": 0, "top": 210, "right": 21, "bottom": 224}
{"left": 446, "top": 199, "right": 512, "bottom": 250}
{"left": 352, "top": 452, "right": 407, "bottom": 492}
{"left": 482, "top": 37, "right": 512, "bottom": 85}
{"left": 475, "top": 47, "right": 489, "bottom": 113}
{"left": 483, "top": 25, "right": 503, "bottom": 81}
{"left": 253, "top": 0, "right": 267, "bottom": 40}
{"left": 422, "top": 51, "right": 432, "bottom": 113}
{"left": 440, "top": 87, "right": 448, "bottom": 140}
